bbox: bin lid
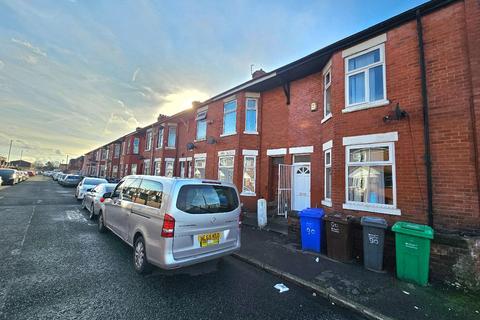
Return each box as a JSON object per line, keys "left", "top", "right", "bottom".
{"left": 361, "top": 216, "right": 388, "bottom": 229}
{"left": 299, "top": 208, "right": 325, "bottom": 219}
{"left": 323, "top": 213, "right": 351, "bottom": 223}
{"left": 392, "top": 221, "right": 434, "bottom": 239}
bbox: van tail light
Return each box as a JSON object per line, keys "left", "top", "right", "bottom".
{"left": 161, "top": 214, "right": 175, "bottom": 238}
{"left": 100, "top": 197, "right": 105, "bottom": 203}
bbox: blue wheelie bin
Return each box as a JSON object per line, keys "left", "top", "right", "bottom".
{"left": 299, "top": 208, "right": 325, "bottom": 253}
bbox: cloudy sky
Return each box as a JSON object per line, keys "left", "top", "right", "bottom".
{"left": 0, "top": 0, "right": 427, "bottom": 164}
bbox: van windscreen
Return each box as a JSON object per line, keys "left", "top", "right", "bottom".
{"left": 176, "top": 185, "right": 239, "bottom": 214}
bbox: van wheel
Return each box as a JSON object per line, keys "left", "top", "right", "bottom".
{"left": 134, "top": 236, "right": 152, "bottom": 275}
{"left": 98, "top": 211, "right": 106, "bottom": 233}
{"left": 89, "top": 204, "right": 95, "bottom": 220}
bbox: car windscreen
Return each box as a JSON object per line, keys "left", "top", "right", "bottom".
{"left": 176, "top": 184, "right": 239, "bottom": 214}
{"left": 0, "top": 169, "right": 14, "bottom": 176}
{"left": 84, "top": 178, "right": 107, "bottom": 185}
{"left": 67, "top": 176, "right": 80, "bottom": 180}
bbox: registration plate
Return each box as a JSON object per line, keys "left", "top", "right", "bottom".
{"left": 198, "top": 232, "right": 220, "bottom": 247}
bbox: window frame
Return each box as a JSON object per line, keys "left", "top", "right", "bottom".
{"left": 244, "top": 98, "right": 258, "bottom": 134}
{"left": 167, "top": 126, "right": 176, "bottom": 148}
{"left": 165, "top": 159, "right": 174, "bottom": 177}
{"left": 218, "top": 155, "right": 235, "bottom": 183}
{"left": 343, "top": 141, "right": 399, "bottom": 215}
{"left": 322, "top": 67, "right": 332, "bottom": 122}
{"left": 222, "top": 99, "right": 237, "bottom": 136}
{"left": 196, "top": 115, "right": 207, "bottom": 141}
{"left": 241, "top": 155, "right": 256, "bottom": 196}
{"left": 344, "top": 43, "right": 387, "bottom": 111}
{"left": 179, "top": 160, "right": 186, "bottom": 178}
{"left": 194, "top": 158, "right": 206, "bottom": 179}
{"left": 130, "top": 163, "right": 137, "bottom": 175}
{"left": 322, "top": 146, "right": 332, "bottom": 207}
{"left": 156, "top": 127, "right": 164, "bottom": 149}
{"left": 133, "top": 137, "right": 140, "bottom": 154}
{"left": 145, "top": 129, "right": 152, "bottom": 151}
{"left": 154, "top": 159, "right": 162, "bottom": 176}
{"left": 143, "top": 159, "right": 151, "bottom": 175}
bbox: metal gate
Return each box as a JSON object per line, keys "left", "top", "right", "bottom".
{"left": 277, "top": 164, "right": 292, "bottom": 217}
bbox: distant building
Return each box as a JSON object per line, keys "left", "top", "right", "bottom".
{"left": 68, "top": 156, "right": 84, "bottom": 173}
{"left": 9, "top": 160, "right": 32, "bottom": 170}
{"left": 0, "top": 156, "right": 6, "bottom": 167}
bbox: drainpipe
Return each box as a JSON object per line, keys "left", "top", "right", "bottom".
{"left": 416, "top": 10, "right": 434, "bottom": 228}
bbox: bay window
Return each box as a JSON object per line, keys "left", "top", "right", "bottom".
{"left": 218, "top": 156, "right": 234, "bottom": 183}
{"left": 222, "top": 99, "right": 237, "bottom": 135}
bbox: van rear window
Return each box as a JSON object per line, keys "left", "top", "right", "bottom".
{"left": 176, "top": 185, "right": 239, "bottom": 214}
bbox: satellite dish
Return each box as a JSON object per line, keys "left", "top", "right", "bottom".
{"left": 186, "top": 142, "right": 195, "bottom": 150}
{"left": 207, "top": 136, "right": 217, "bottom": 145}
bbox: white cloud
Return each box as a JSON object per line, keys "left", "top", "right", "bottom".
{"left": 157, "top": 88, "right": 209, "bottom": 115}
{"left": 132, "top": 68, "right": 140, "bottom": 82}
{"left": 11, "top": 38, "right": 47, "bottom": 57}
{"left": 103, "top": 100, "right": 140, "bottom": 134}
{"left": 0, "top": 60, "right": 4, "bottom": 70}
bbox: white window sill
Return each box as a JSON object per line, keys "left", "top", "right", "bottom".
{"left": 321, "top": 114, "right": 332, "bottom": 124}
{"left": 342, "top": 99, "right": 390, "bottom": 114}
{"left": 220, "top": 132, "right": 237, "bottom": 137}
{"left": 165, "top": 147, "right": 176, "bottom": 150}
{"left": 342, "top": 202, "right": 401, "bottom": 215}
{"left": 155, "top": 146, "right": 163, "bottom": 150}
{"left": 240, "top": 192, "right": 256, "bottom": 197}
{"left": 194, "top": 139, "right": 206, "bottom": 142}
{"left": 321, "top": 199, "right": 332, "bottom": 207}
{"left": 243, "top": 131, "right": 259, "bottom": 135}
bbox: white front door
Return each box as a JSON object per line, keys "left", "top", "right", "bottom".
{"left": 292, "top": 164, "right": 311, "bottom": 211}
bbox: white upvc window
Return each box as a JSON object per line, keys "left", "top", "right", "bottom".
{"left": 154, "top": 159, "right": 162, "bottom": 176}
{"left": 167, "top": 126, "right": 176, "bottom": 148}
{"left": 194, "top": 158, "right": 206, "bottom": 179}
{"left": 344, "top": 42, "right": 387, "bottom": 112}
{"left": 222, "top": 99, "right": 237, "bottom": 136}
{"left": 242, "top": 156, "right": 256, "bottom": 195}
{"left": 112, "top": 165, "right": 118, "bottom": 177}
{"left": 130, "top": 163, "right": 137, "bottom": 175}
{"left": 165, "top": 159, "right": 174, "bottom": 177}
{"left": 122, "top": 141, "right": 126, "bottom": 155}
{"left": 323, "top": 66, "right": 332, "bottom": 122}
{"left": 133, "top": 137, "right": 140, "bottom": 154}
{"left": 114, "top": 144, "right": 120, "bottom": 158}
{"left": 187, "top": 160, "right": 193, "bottom": 178}
{"left": 157, "top": 127, "right": 164, "bottom": 149}
{"left": 343, "top": 132, "right": 399, "bottom": 215}
{"left": 196, "top": 109, "right": 207, "bottom": 141}
{"left": 218, "top": 155, "right": 234, "bottom": 183}
{"left": 244, "top": 98, "right": 258, "bottom": 133}
{"left": 322, "top": 141, "right": 332, "bottom": 207}
{"left": 145, "top": 130, "right": 152, "bottom": 151}
{"left": 179, "top": 160, "right": 186, "bottom": 178}
{"left": 143, "top": 160, "right": 151, "bottom": 175}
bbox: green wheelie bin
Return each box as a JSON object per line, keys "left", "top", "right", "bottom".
{"left": 392, "top": 222, "right": 434, "bottom": 286}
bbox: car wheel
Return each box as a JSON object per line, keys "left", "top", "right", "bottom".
{"left": 133, "top": 236, "right": 152, "bottom": 275}
{"left": 89, "top": 204, "right": 95, "bottom": 220}
{"left": 98, "top": 211, "right": 107, "bottom": 233}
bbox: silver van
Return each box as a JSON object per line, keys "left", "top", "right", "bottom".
{"left": 99, "top": 175, "right": 241, "bottom": 274}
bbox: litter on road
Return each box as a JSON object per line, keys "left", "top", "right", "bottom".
{"left": 274, "top": 283, "right": 289, "bottom": 293}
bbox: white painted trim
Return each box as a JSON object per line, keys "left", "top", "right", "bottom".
{"left": 186, "top": 157, "right": 193, "bottom": 161}
{"left": 240, "top": 192, "right": 257, "bottom": 197}
{"left": 342, "top": 99, "right": 390, "bottom": 113}
{"left": 214, "top": 72, "right": 277, "bottom": 102}
{"left": 166, "top": 122, "right": 177, "bottom": 126}
{"left": 321, "top": 200, "right": 332, "bottom": 207}
{"left": 322, "top": 59, "right": 332, "bottom": 74}
{"left": 289, "top": 146, "right": 314, "bottom": 154}
{"left": 154, "top": 158, "right": 162, "bottom": 162}
{"left": 243, "top": 131, "right": 259, "bottom": 135}
{"left": 197, "top": 105, "right": 208, "bottom": 113}
{"left": 223, "top": 94, "right": 237, "bottom": 103}
{"left": 179, "top": 157, "right": 186, "bottom": 162}
{"left": 343, "top": 131, "right": 398, "bottom": 146}
{"left": 220, "top": 132, "right": 237, "bottom": 138}
{"left": 321, "top": 113, "right": 332, "bottom": 124}
{"left": 164, "top": 158, "right": 175, "bottom": 162}
{"left": 322, "top": 140, "right": 333, "bottom": 151}
{"left": 194, "top": 153, "right": 207, "bottom": 159}
{"left": 342, "top": 33, "right": 387, "bottom": 58}
{"left": 267, "top": 148, "right": 287, "bottom": 156}
{"left": 242, "top": 149, "right": 258, "bottom": 156}
{"left": 342, "top": 203, "right": 401, "bottom": 216}
{"left": 245, "top": 97, "right": 258, "bottom": 133}
{"left": 143, "top": 159, "right": 150, "bottom": 163}
{"left": 218, "top": 150, "right": 236, "bottom": 156}
{"left": 245, "top": 92, "right": 261, "bottom": 98}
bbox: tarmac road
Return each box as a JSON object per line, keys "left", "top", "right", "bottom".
{"left": 0, "top": 176, "right": 362, "bottom": 320}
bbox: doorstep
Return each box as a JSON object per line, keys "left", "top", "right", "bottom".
{"left": 233, "top": 225, "right": 480, "bottom": 320}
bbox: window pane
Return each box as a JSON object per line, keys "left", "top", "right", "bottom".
{"left": 325, "top": 151, "right": 331, "bottom": 165}
{"left": 219, "top": 167, "right": 234, "bottom": 183}
{"left": 294, "top": 155, "right": 310, "bottom": 163}
{"left": 348, "top": 49, "right": 380, "bottom": 71}
{"left": 325, "top": 86, "right": 331, "bottom": 116}
{"left": 224, "top": 100, "right": 236, "bottom": 112}
{"left": 165, "top": 161, "right": 174, "bottom": 177}
{"left": 347, "top": 165, "right": 393, "bottom": 205}
{"left": 223, "top": 111, "right": 236, "bottom": 134}
{"left": 194, "top": 159, "right": 206, "bottom": 179}
{"left": 246, "top": 99, "right": 257, "bottom": 109}
{"left": 176, "top": 185, "right": 239, "bottom": 214}
{"left": 325, "top": 167, "right": 332, "bottom": 199}
{"left": 243, "top": 167, "right": 255, "bottom": 193}
{"left": 246, "top": 109, "right": 257, "bottom": 132}
{"left": 157, "top": 128, "right": 164, "bottom": 148}
{"left": 133, "top": 138, "right": 139, "bottom": 154}
{"left": 136, "top": 179, "right": 163, "bottom": 209}
{"left": 348, "top": 72, "right": 365, "bottom": 104}
{"left": 196, "top": 119, "right": 207, "bottom": 140}
{"left": 349, "top": 147, "right": 389, "bottom": 162}
{"left": 369, "top": 65, "right": 384, "bottom": 102}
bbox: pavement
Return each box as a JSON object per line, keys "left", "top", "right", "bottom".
{"left": 0, "top": 176, "right": 362, "bottom": 320}
{"left": 236, "top": 223, "right": 480, "bottom": 320}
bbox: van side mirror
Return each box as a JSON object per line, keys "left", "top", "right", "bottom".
{"left": 86, "top": 188, "right": 93, "bottom": 192}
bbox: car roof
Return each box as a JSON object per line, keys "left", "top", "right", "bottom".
{"left": 123, "top": 175, "right": 236, "bottom": 187}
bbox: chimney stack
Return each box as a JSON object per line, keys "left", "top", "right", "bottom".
{"left": 157, "top": 114, "right": 168, "bottom": 122}
{"left": 252, "top": 69, "right": 267, "bottom": 79}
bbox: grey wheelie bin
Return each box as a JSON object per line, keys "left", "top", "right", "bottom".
{"left": 361, "top": 216, "right": 388, "bottom": 272}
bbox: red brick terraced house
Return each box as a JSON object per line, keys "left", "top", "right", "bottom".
{"left": 81, "top": 0, "right": 480, "bottom": 288}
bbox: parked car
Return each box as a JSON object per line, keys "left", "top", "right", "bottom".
{"left": 0, "top": 169, "right": 19, "bottom": 185}
{"left": 0, "top": 177, "right": 3, "bottom": 186}
{"left": 52, "top": 172, "right": 62, "bottom": 181}
{"left": 82, "top": 183, "right": 117, "bottom": 220}
{"left": 99, "top": 175, "right": 241, "bottom": 274}
{"left": 60, "top": 174, "right": 83, "bottom": 187}
{"left": 27, "top": 171, "right": 35, "bottom": 177}
{"left": 57, "top": 174, "right": 68, "bottom": 184}
{"left": 75, "top": 177, "right": 109, "bottom": 200}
